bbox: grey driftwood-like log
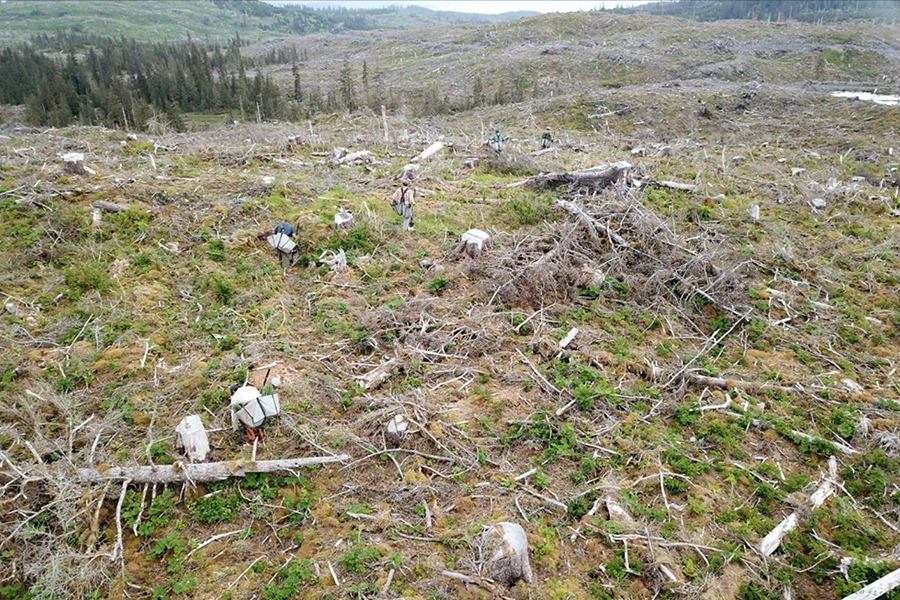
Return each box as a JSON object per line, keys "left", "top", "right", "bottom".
{"left": 357, "top": 357, "right": 402, "bottom": 391}
{"left": 92, "top": 200, "right": 130, "bottom": 212}
{"left": 841, "top": 567, "right": 900, "bottom": 600}
{"left": 70, "top": 455, "right": 349, "bottom": 484}
{"left": 531, "top": 147, "right": 556, "bottom": 157}
{"left": 651, "top": 179, "right": 697, "bottom": 192}
{"left": 336, "top": 150, "right": 374, "bottom": 165}
{"left": 758, "top": 456, "right": 837, "bottom": 556}
{"left": 412, "top": 141, "right": 443, "bottom": 163}
{"left": 556, "top": 200, "right": 629, "bottom": 249}
{"left": 514, "top": 161, "right": 632, "bottom": 190}
{"left": 687, "top": 373, "right": 799, "bottom": 396}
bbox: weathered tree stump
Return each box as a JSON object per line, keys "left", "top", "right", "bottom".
{"left": 464, "top": 157, "right": 480, "bottom": 169}
{"left": 482, "top": 522, "right": 533, "bottom": 586}
{"left": 63, "top": 152, "right": 95, "bottom": 175}
{"left": 385, "top": 414, "right": 409, "bottom": 447}
{"left": 331, "top": 147, "right": 348, "bottom": 160}
{"left": 321, "top": 248, "right": 348, "bottom": 272}
{"left": 286, "top": 135, "right": 306, "bottom": 151}
{"left": 174, "top": 415, "right": 210, "bottom": 463}
{"left": 335, "top": 207, "right": 355, "bottom": 229}
{"left": 455, "top": 229, "right": 492, "bottom": 258}
{"left": 399, "top": 163, "right": 419, "bottom": 182}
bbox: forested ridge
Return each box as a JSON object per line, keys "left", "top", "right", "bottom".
{"left": 0, "top": 33, "right": 292, "bottom": 129}
{"left": 0, "top": 30, "right": 520, "bottom": 131}
{"left": 0, "top": 0, "right": 537, "bottom": 46}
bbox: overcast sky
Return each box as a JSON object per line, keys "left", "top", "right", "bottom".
{"left": 262, "top": 0, "right": 657, "bottom": 14}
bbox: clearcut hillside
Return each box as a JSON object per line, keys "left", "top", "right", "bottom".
{"left": 1, "top": 8, "right": 899, "bottom": 600}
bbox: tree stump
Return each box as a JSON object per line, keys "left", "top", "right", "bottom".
{"left": 482, "top": 522, "right": 533, "bottom": 586}
{"left": 62, "top": 152, "right": 86, "bottom": 175}
{"left": 321, "top": 248, "right": 348, "bottom": 272}
{"left": 334, "top": 207, "right": 355, "bottom": 229}
{"left": 385, "top": 414, "right": 409, "bottom": 447}
{"left": 286, "top": 135, "right": 305, "bottom": 151}
{"left": 400, "top": 163, "right": 419, "bottom": 182}
{"left": 455, "top": 229, "right": 492, "bottom": 258}
{"left": 175, "top": 415, "right": 210, "bottom": 463}
{"left": 464, "top": 157, "right": 480, "bottom": 169}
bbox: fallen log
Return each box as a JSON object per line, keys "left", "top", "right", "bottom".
{"left": 441, "top": 570, "right": 498, "bottom": 594}
{"left": 556, "top": 200, "right": 629, "bottom": 249}
{"left": 92, "top": 200, "right": 130, "bottom": 212}
{"left": 650, "top": 179, "right": 697, "bottom": 193}
{"left": 412, "top": 141, "right": 443, "bottom": 163}
{"left": 357, "top": 357, "right": 402, "bottom": 391}
{"left": 70, "top": 455, "right": 349, "bottom": 484}
{"left": 514, "top": 161, "right": 632, "bottom": 190}
{"left": 687, "top": 373, "right": 798, "bottom": 396}
{"left": 337, "top": 150, "right": 374, "bottom": 165}
{"left": 759, "top": 456, "right": 837, "bottom": 557}
{"left": 842, "top": 567, "right": 900, "bottom": 600}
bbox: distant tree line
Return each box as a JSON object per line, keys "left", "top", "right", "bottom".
{"left": 0, "top": 28, "right": 548, "bottom": 130}
{"left": 613, "top": 0, "right": 900, "bottom": 24}
{"left": 213, "top": 1, "right": 531, "bottom": 35}
{"left": 0, "top": 32, "right": 294, "bottom": 130}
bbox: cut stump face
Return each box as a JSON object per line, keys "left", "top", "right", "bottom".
{"left": 483, "top": 521, "right": 532, "bottom": 586}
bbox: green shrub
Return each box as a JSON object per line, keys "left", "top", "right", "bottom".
{"left": 190, "top": 492, "right": 240, "bottom": 523}
{"left": 123, "top": 488, "right": 176, "bottom": 537}
{"left": 206, "top": 238, "right": 226, "bottom": 262}
{"left": 208, "top": 273, "right": 234, "bottom": 304}
{"left": 261, "top": 560, "right": 317, "bottom": 600}
{"left": 107, "top": 206, "right": 150, "bottom": 236}
{"left": 341, "top": 541, "right": 380, "bottom": 574}
{"left": 498, "top": 194, "right": 556, "bottom": 228}
{"left": 427, "top": 275, "right": 449, "bottom": 294}
{"left": 64, "top": 261, "right": 112, "bottom": 296}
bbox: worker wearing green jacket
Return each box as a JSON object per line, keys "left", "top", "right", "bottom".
{"left": 487, "top": 129, "right": 506, "bottom": 154}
